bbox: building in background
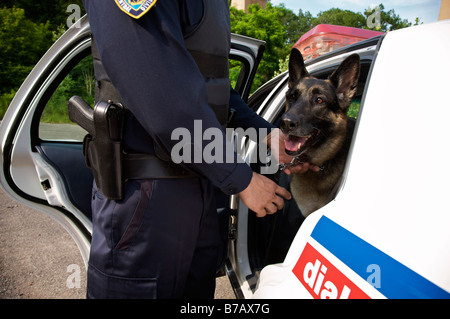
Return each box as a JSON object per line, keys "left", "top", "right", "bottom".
{"left": 439, "top": 0, "right": 450, "bottom": 20}
{"left": 230, "top": 0, "right": 267, "bottom": 12}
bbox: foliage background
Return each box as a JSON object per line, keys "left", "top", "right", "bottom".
{"left": 0, "top": 1, "right": 418, "bottom": 120}
{"left": 0, "top": 0, "right": 84, "bottom": 119}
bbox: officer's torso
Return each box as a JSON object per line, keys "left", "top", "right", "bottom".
{"left": 93, "top": 0, "right": 231, "bottom": 154}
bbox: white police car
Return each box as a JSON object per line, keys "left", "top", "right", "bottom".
{"left": 1, "top": 15, "right": 449, "bottom": 299}
{"left": 243, "top": 20, "right": 450, "bottom": 299}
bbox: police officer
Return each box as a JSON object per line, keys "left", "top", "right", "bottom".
{"left": 82, "top": 0, "right": 314, "bottom": 299}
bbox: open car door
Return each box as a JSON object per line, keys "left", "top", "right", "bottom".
{"left": 0, "top": 15, "right": 265, "bottom": 281}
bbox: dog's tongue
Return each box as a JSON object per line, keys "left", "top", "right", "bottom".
{"left": 285, "top": 135, "right": 308, "bottom": 152}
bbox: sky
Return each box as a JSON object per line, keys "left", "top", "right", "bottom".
{"left": 270, "top": 0, "right": 442, "bottom": 25}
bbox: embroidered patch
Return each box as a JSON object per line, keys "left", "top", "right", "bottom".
{"left": 114, "top": 0, "right": 157, "bottom": 19}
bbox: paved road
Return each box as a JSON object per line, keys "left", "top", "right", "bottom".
{"left": 0, "top": 187, "right": 235, "bottom": 299}
{"left": 0, "top": 188, "right": 87, "bottom": 298}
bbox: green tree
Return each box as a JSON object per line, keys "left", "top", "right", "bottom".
{"left": 0, "top": 1, "right": 86, "bottom": 118}
{"left": 364, "top": 3, "right": 413, "bottom": 31}
{"left": 312, "top": 8, "right": 367, "bottom": 28}
{"left": 275, "top": 5, "right": 313, "bottom": 48}
{"left": 0, "top": 7, "right": 53, "bottom": 94}
{"left": 0, "top": 0, "right": 85, "bottom": 26}
{"left": 230, "top": 3, "right": 287, "bottom": 91}
{"left": 42, "top": 55, "right": 94, "bottom": 123}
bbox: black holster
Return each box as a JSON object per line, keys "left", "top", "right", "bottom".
{"left": 85, "top": 101, "right": 125, "bottom": 200}
{"left": 68, "top": 96, "right": 125, "bottom": 200}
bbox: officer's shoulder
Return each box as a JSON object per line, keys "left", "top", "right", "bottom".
{"left": 114, "top": 0, "right": 158, "bottom": 19}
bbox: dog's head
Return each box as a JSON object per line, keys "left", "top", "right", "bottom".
{"left": 280, "top": 48, "right": 360, "bottom": 164}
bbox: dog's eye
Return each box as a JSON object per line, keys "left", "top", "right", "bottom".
{"left": 287, "top": 90, "right": 299, "bottom": 102}
{"left": 315, "top": 97, "right": 324, "bottom": 104}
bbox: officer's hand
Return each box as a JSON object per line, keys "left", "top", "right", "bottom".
{"left": 239, "top": 172, "right": 291, "bottom": 218}
{"left": 265, "top": 128, "right": 321, "bottom": 175}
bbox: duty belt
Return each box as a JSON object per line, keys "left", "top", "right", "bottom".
{"left": 124, "top": 153, "right": 194, "bottom": 180}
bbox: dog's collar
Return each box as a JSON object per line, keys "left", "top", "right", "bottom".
{"left": 279, "top": 156, "right": 325, "bottom": 171}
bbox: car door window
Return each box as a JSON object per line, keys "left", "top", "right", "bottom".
{"left": 38, "top": 55, "right": 93, "bottom": 142}
{"left": 230, "top": 59, "right": 246, "bottom": 90}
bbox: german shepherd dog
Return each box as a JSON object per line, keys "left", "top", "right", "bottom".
{"left": 280, "top": 48, "right": 360, "bottom": 217}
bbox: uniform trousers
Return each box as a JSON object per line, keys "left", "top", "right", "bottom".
{"left": 86, "top": 177, "right": 221, "bottom": 299}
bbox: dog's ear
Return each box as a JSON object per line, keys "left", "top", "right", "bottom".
{"left": 328, "top": 54, "right": 360, "bottom": 109}
{"left": 288, "top": 48, "right": 309, "bottom": 88}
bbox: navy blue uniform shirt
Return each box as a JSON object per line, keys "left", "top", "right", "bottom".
{"left": 83, "top": 0, "right": 274, "bottom": 195}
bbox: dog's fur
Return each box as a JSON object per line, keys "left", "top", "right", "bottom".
{"left": 281, "top": 49, "right": 360, "bottom": 216}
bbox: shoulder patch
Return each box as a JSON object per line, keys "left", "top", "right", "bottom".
{"left": 114, "top": 0, "right": 157, "bottom": 19}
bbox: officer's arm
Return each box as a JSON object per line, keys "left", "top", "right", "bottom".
{"left": 228, "top": 88, "right": 275, "bottom": 135}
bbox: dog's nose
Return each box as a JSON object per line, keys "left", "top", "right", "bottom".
{"left": 280, "top": 114, "right": 298, "bottom": 133}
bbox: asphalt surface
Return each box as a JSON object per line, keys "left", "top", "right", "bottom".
{"left": 0, "top": 187, "right": 235, "bottom": 299}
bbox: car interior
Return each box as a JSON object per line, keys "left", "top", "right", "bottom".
{"left": 30, "top": 37, "right": 373, "bottom": 285}
{"left": 34, "top": 48, "right": 94, "bottom": 220}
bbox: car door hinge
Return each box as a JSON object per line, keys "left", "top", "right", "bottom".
{"left": 41, "top": 179, "right": 51, "bottom": 191}
{"left": 229, "top": 214, "right": 237, "bottom": 240}
{"left": 228, "top": 195, "right": 239, "bottom": 240}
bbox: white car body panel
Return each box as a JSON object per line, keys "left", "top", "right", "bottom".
{"left": 253, "top": 21, "right": 450, "bottom": 299}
